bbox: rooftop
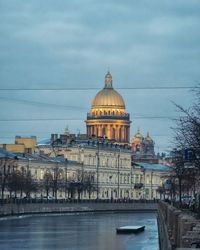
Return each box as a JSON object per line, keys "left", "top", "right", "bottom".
{"left": 134, "top": 162, "right": 170, "bottom": 171}
{"left": 0, "top": 148, "right": 18, "bottom": 159}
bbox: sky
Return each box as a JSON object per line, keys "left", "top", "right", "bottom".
{"left": 0, "top": 0, "right": 200, "bottom": 153}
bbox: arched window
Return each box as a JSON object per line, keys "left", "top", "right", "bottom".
{"left": 136, "top": 144, "right": 140, "bottom": 152}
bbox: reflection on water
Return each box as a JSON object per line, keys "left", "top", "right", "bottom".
{"left": 0, "top": 212, "right": 158, "bottom": 250}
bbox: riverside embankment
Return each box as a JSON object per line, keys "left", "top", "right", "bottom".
{"left": 0, "top": 201, "right": 157, "bottom": 217}
{"left": 2, "top": 200, "right": 200, "bottom": 249}
{"left": 158, "top": 201, "right": 200, "bottom": 249}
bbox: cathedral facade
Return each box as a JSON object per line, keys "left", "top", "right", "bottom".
{"left": 131, "top": 128, "right": 156, "bottom": 161}
{"left": 85, "top": 72, "right": 131, "bottom": 143}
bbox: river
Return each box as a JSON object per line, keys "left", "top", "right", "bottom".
{"left": 0, "top": 212, "right": 158, "bottom": 250}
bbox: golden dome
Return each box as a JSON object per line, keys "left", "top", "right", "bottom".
{"left": 145, "top": 132, "right": 153, "bottom": 141}
{"left": 135, "top": 128, "right": 143, "bottom": 139}
{"left": 91, "top": 72, "right": 125, "bottom": 109}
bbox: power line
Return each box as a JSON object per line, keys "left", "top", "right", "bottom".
{"left": 0, "top": 96, "right": 86, "bottom": 110}
{"left": 0, "top": 86, "right": 198, "bottom": 91}
{"left": 0, "top": 116, "right": 177, "bottom": 121}
{"left": 0, "top": 134, "right": 171, "bottom": 138}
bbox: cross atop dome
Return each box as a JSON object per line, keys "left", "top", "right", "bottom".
{"left": 104, "top": 71, "right": 113, "bottom": 89}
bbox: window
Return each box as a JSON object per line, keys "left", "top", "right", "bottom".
{"left": 40, "top": 170, "right": 44, "bottom": 180}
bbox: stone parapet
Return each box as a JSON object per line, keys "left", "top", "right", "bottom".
{"left": 158, "top": 201, "right": 200, "bottom": 249}
{"left": 0, "top": 202, "right": 157, "bottom": 217}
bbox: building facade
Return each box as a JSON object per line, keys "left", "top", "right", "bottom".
{"left": 37, "top": 139, "right": 133, "bottom": 200}
{"left": 85, "top": 72, "right": 131, "bottom": 143}
{"left": 0, "top": 142, "right": 170, "bottom": 200}
{"left": 35, "top": 135, "right": 169, "bottom": 200}
{"left": 132, "top": 162, "right": 170, "bottom": 200}
{"left": 0, "top": 136, "right": 37, "bottom": 154}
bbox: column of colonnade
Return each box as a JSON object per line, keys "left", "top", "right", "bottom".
{"left": 86, "top": 123, "right": 130, "bottom": 143}
{"left": 121, "top": 125, "right": 125, "bottom": 142}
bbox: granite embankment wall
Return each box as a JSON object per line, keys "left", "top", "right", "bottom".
{"left": 158, "top": 201, "right": 200, "bottom": 250}
{"left": 0, "top": 202, "right": 157, "bottom": 217}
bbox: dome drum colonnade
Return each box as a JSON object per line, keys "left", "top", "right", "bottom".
{"left": 85, "top": 72, "right": 131, "bottom": 143}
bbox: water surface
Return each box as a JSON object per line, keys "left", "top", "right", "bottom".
{"left": 0, "top": 212, "right": 158, "bottom": 250}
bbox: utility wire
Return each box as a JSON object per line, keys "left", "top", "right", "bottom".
{"left": 0, "top": 134, "right": 171, "bottom": 138}
{"left": 0, "top": 86, "right": 198, "bottom": 91}
{"left": 0, "top": 116, "right": 178, "bottom": 121}
{"left": 0, "top": 96, "right": 86, "bottom": 110}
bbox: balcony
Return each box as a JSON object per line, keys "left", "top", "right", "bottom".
{"left": 134, "top": 183, "right": 144, "bottom": 189}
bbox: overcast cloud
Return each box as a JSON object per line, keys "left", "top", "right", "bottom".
{"left": 0, "top": 0, "right": 200, "bottom": 152}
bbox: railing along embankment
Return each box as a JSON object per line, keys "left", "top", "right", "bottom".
{"left": 158, "top": 201, "right": 200, "bottom": 249}
{"left": 0, "top": 201, "right": 157, "bottom": 217}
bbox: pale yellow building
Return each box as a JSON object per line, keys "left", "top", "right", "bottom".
{"left": 0, "top": 136, "right": 36, "bottom": 154}
{"left": 132, "top": 162, "right": 170, "bottom": 200}
{"left": 36, "top": 142, "right": 133, "bottom": 199}
{"left": 35, "top": 143, "right": 170, "bottom": 200}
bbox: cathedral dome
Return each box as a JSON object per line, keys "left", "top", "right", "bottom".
{"left": 145, "top": 132, "right": 153, "bottom": 142}
{"left": 133, "top": 128, "right": 143, "bottom": 139}
{"left": 92, "top": 89, "right": 125, "bottom": 109}
{"left": 86, "top": 72, "right": 131, "bottom": 144}
{"left": 91, "top": 72, "right": 125, "bottom": 109}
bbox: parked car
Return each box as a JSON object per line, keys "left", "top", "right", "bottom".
{"left": 181, "top": 195, "right": 194, "bottom": 208}
{"left": 42, "top": 196, "right": 54, "bottom": 201}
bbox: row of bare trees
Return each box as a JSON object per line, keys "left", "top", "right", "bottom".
{"left": 0, "top": 161, "right": 37, "bottom": 202}
{"left": 42, "top": 168, "right": 96, "bottom": 200}
{"left": 0, "top": 159, "right": 96, "bottom": 203}
{"left": 171, "top": 87, "right": 200, "bottom": 208}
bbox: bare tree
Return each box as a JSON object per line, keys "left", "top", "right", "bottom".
{"left": 84, "top": 172, "right": 96, "bottom": 199}
{"left": 76, "top": 169, "right": 84, "bottom": 200}
{"left": 50, "top": 138, "right": 65, "bottom": 200}
{"left": 52, "top": 163, "right": 62, "bottom": 200}
{"left": 43, "top": 171, "right": 53, "bottom": 198}
{"left": 23, "top": 171, "right": 37, "bottom": 198}
{"left": 7, "top": 170, "right": 24, "bottom": 198}
{"left": 66, "top": 170, "right": 96, "bottom": 200}
{"left": 170, "top": 149, "right": 188, "bottom": 206}
{"left": 67, "top": 176, "right": 77, "bottom": 199}
{"left": 172, "top": 88, "right": 200, "bottom": 207}
{"left": 0, "top": 157, "right": 17, "bottom": 202}
{"left": 173, "top": 90, "right": 200, "bottom": 167}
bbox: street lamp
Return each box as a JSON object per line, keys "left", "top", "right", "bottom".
{"left": 150, "top": 171, "right": 153, "bottom": 200}
{"left": 78, "top": 146, "right": 84, "bottom": 200}
{"left": 96, "top": 141, "right": 100, "bottom": 200}
{"left": 51, "top": 138, "right": 62, "bottom": 201}
{"left": 65, "top": 159, "right": 68, "bottom": 199}
{"left": 117, "top": 148, "right": 121, "bottom": 200}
